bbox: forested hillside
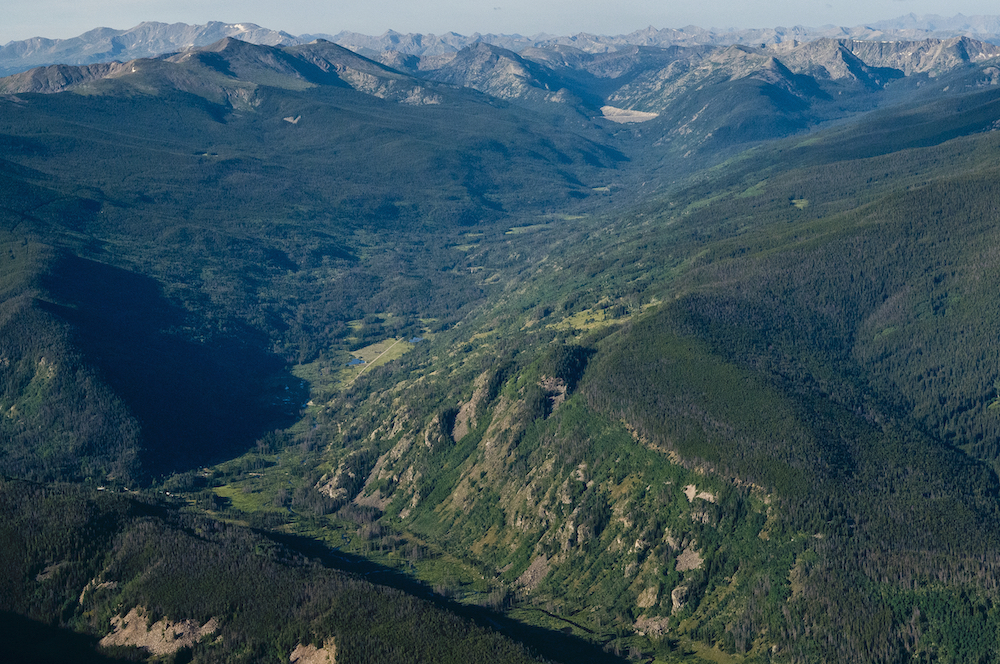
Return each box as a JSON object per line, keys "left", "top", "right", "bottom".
{"left": 0, "top": 478, "right": 558, "bottom": 663}
{"left": 289, "top": 85, "right": 1000, "bottom": 661}
{"left": 7, "top": 29, "right": 1000, "bottom": 664}
{"left": 0, "top": 39, "right": 626, "bottom": 483}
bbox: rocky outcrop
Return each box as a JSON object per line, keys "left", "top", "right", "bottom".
{"left": 99, "top": 606, "right": 219, "bottom": 656}
{"left": 671, "top": 585, "right": 689, "bottom": 612}
{"left": 290, "top": 639, "right": 337, "bottom": 663}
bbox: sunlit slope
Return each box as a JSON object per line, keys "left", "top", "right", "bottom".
{"left": 634, "top": 88, "right": 1000, "bottom": 469}
{"left": 298, "top": 84, "right": 1000, "bottom": 662}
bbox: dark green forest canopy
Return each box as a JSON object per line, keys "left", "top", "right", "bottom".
{"left": 0, "top": 479, "right": 554, "bottom": 664}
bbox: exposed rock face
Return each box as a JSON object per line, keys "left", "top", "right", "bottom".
{"left": 285, "top": 40, "right": 445, "bottom": 103}
{"left": 637, "top": 585, "right": 659, "bottom": 608}
{"left": 0, "top": 37, "right": 445, "bottom": 107}
{"left": 771, "top": 35, "right": 1000, "bottom": 79}
{"left": 452, "top": 371, "right": 492, "bottom": 442}
{"left": 78, "top": 577, "right": 117, "bottom": 604}
{"left": 5, "top": 17, "right": 1000, "bottom": 81}
{"left": 671, "top": 585, "right": 689, "bottom": 612}
{"left": 843, "top": 36, "right": 1000, "bottom": 75}
{"left": 423, "top": 42, "right": 575, "bottom": 103}
{"left": 34, "top": 561, "right": 68, "bottom": 581}
{"left": 99, "top": 606, "right": 219, "bottom": 656}
{"left": 769, "top": 39, "right": 902, "bottom": 88}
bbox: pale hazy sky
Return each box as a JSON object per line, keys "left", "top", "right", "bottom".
{"left": 5, "top": 0, "right": 1000, "bottom": 45}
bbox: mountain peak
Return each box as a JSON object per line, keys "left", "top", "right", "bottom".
{"left": 196, "top": 36, "right": 255, "bottom": 53}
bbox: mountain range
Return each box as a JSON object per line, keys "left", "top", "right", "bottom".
{"left": 8, "top": 14, "right": 1000, "bottom": 76}
{"left": 8, "top": 14, "right": 1000, "bottom": 664}
{"left": 4, "top": 27, "right": 1000, "bottom": 165}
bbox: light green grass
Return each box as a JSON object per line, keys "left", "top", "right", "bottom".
{"left": 340, "top": 337, "right": 422, "bottom": 386}
{"left": 738, "top": 180, "right": 767, "bottom": 198}
{"left": 293, "top": 333, "right": 428, "bottom": 405}
{"left": 550, "top": 306, "right": 624, "bottom": 332}
{"left": 214, "top": 482, "right": 283, "bottom": 514}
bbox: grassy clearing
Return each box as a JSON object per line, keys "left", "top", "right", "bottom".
{"left": 348, "top": 337, "right": 412, "bottom": 372}
{"left": 682, "top": 192, "right": 730, "bottom": 214}
{"left": 738, "top": 180, "right": 767, "bottom": 198}
{"left": 550, "top": 306, "right": 624, "bottom": 332}
{"left": 213, "top": 482, "right": 284, "bottom": 514}
{"left": 291, "top": 359, "right": 343, "bottom": 405}
{"left": 685, "top": 642, "right": 743, "bottom": 664}
{"left": 292, "top": 335, "right": 426, "bottom": 405}
{"left": 470, "top": 330, "right": 497, "bottom": 342}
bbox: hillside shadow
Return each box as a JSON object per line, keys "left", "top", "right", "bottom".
{"left": 0, "top": 611, "right": 140, "bottom": 664}
{"left": 40, "top": 254, "right": 305, "bottom": 480}
{"left": 264, "top": 529, "right": 627, "bottom": 664}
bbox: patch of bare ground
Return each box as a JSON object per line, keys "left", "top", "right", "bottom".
{"left": 99, "top": 607, "right": 218, "bottom": 656}
{"left": 290, "top": 638, "right": 337, "bottom": 663}
{"left": 683, "top": 484, "right": 716, "bottom": 503}
{"left": 675, "top": 546, "right": 704, "bottom": 572}
{"left": 318, "top": 436, "right": 406, "bottom": 502}
{"left": 634, "top": 615, "right": 671, "bottom": 637}
{"left": 78, "top": 578, "right": 118, "bottom": 604}
{"left": 517, "top": 555, "right": 551, "bottom": 590}
{"left": 600, "top": 105, "right": 659, "bottom": 123}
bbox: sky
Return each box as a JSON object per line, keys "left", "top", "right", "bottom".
{"left": 5, "top": 0, "right": 1000, "bottom": 45}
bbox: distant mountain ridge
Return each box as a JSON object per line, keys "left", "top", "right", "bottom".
{"left": 6, "top": 14, "right": 1000, "bottom": 77}
{"left": 5, "top": 31, "right": 999, "bottom": 163}
{"left": 0, "top": 21, "right": 300, "bottom": 76}
{"left": 327, "top": 16, "right": 1000, "bottom": 57}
